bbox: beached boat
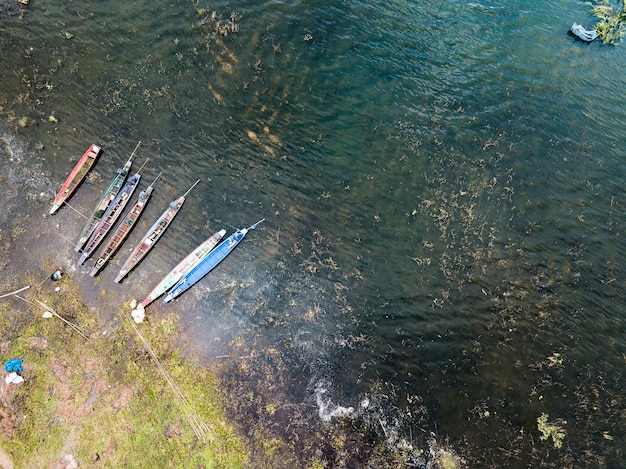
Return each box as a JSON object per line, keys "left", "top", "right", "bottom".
{"left": 78, "top": 173, "right": 142, "bottom": 265}
{"left": 114, "top": 179, "right": 200, "bottom": 283}
{"left": 50, "top": 144, "right": 102, "bottom": 215}
{"left": 74, "top": 145, "right": 139, "bottom": 252}
{"left": 90, "top": 173, "right": 161, "bottom": 277}
{"left": 163, "top": 219, "right": 264, "bottom": 303}
{"left": 132, "top": 228, "right": 227, "bottom": 314}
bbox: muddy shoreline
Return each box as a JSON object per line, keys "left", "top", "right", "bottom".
{"left": 0, "top": 138, "right": 441, "bottom": 467}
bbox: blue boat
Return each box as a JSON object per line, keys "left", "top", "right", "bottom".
{"left": 163, "top": 219, "right": 264, "bottom": 303}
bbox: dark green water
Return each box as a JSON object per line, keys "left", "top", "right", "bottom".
{"left": 1, "top": 0, "right": 624, "bottom": 466}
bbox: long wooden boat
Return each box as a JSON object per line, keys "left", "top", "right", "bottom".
{"left": 114, "top": 179, "right": 200, "bottom": 283}
{"left": 163, "top": 219, "right": 264, "bottom": 303}
{"left": 132, "top": 228, "right": 226, "bottom": 315}
{"left": 78, "top": 173, "right": 142, "bottom": 265}
{"left": 90, "top": 173, "right": 161, "bottom": 277}
{"left": 50, "top": 144, "right": 102, "bottom": 215}
{"left": 74, "top": 148, "right": 137, "bottom": 252}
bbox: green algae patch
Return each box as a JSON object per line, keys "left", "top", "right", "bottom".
{"left": 0, "top": 276, "right": 248, "bottom": 468}
{"left": 537, "top": 413, "right": 567, "bottom": 449}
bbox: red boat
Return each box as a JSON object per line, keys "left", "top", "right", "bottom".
{"left": 50, "top": 144, "right": 102, "bottom": 215}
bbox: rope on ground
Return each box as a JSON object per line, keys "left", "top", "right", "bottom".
{"left": 62, "top": 201, "right": 88, "bottom": 219}
{"left": 123, "top": 312, "right": 209, "bottom": 439}
{"left": 0, "top": 285, "right": 31, "bottom": 299}
{"left": 11, "top": 294, "right": 91, "bottom": 342}
{"left": 34, "top": 299, "right": 91, "bottom": 342}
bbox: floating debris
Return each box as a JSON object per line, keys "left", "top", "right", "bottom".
{"left": 570, "top": 23, "right": 598, "bottom": 42}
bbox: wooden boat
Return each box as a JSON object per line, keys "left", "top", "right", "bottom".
{"left": 74, "top": 144, "right": 139, "bottom": 252}
{"left": 90, "top": 173, "right": 161, "bottom": 277}
{"left": 114, "top": 179, "right": 200, "bottom": 283}
{"left": 50, "top": 144, "right": 102, "bottom": 215}
{"left": 163, "top": 219, "right": 264, "bottom": 303}
{"left": 132, "top": 228, "right": 226, "bottom": 315}
{"left": 78, "top": 173, "right": 142, "bottom": 265}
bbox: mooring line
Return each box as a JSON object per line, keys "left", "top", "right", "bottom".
{"left": 0, "top": 285, "right": 30, "bottom": 299}
{"left": 123, "top": 312, "right": 208, "bottom": 439}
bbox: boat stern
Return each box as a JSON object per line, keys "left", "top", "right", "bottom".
{"left": 114, "top": 271, "right": 126, "bottom": 283}
{"left": 49, "top": 204, "right": 61, "bottom": 216}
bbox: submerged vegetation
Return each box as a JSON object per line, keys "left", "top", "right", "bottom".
{"left": 591, "top": 0, "right": 626, "bottom": 44}
{"left": 2, "top": 0, "right": 625, "bottom": 466}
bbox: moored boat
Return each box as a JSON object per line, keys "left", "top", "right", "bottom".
{"left": 132, "top": 228, "right": 227, "bottom": 316}
{"left": 50, "top": 144, "right": 102, "bottom": 215}
{"left": 75, "top": 143, "right": 140, "bottom": 252}
{"left": 114, "top": 179, "right": 200, "bottom": 283}
{"left": 90, "top": 173, "right": 161, "bottom": 277}
{"left": 78, "top": 172, "right": 142, "bottom": 265}
{"left": 163, "top": 219, "right": 264, "bottom": 303}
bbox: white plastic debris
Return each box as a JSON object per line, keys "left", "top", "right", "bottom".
{"left": 42, "top": 311, "right": 54, "bottom": 319}
{"left": 570, "top": 23, "right": 598, "bottom": 42}
{"left": 131, "top": 306, "right": 145, "bottom": 324}
{"left": 5, "top": 372, "right": 24, "bottom": 384}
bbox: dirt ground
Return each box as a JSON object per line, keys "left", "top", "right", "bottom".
{"left": 0, "top": 334, "right": 136, "bottom": 469}
{"left": 0, "top": 381, "right": 16, "bottom": 469}
{"left": 0, "top": 447, "right": 13, "bottom": 469}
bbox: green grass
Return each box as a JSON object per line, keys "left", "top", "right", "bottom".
{"left": 0, "top": 276, "right": 249, "bottom": 468}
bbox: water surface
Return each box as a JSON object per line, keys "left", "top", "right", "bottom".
{"left": 1, "top": 0, "right": 624, "bottom": 466}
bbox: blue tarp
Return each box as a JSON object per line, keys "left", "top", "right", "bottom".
{"left": 4, "top": 359, "right": 23, "bottom": 373}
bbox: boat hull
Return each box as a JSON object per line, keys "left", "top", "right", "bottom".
{"left": 75, "top": 159, "right": 132, "bottom": 252}
{"left": 50, "top": 144, "right": 102, "bottom": 215}
{"left": 139, "top": 229, "right": 227, "bottom": 308}
{"left": 163, "top": 229, "right": 248, "bottom": 303}
{"left": 114, "top": 198, "right": 184, "bottom": 283}
{"left": 78, "top": 174, "right": 141, "bottom": 265}
{"left": 90, "top": 186, "right": 153, "bottom": 277}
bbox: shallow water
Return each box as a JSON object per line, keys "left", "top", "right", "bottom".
{"left": 1, "top": 0, "right": 624, "bottom": 466}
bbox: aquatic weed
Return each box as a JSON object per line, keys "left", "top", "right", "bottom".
{"left": 537, "top": 413, "right": 566, "bottom": 449}
{"left": 592, "top": 0, "right": 626, "bottom": 44}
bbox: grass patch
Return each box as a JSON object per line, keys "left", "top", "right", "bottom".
{"left": 0, "top": 275, "right": 249, "bottom": 467}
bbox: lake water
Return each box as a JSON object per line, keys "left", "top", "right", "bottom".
{"left": 1, "top": 0, "right": 624, "bottom": 466}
